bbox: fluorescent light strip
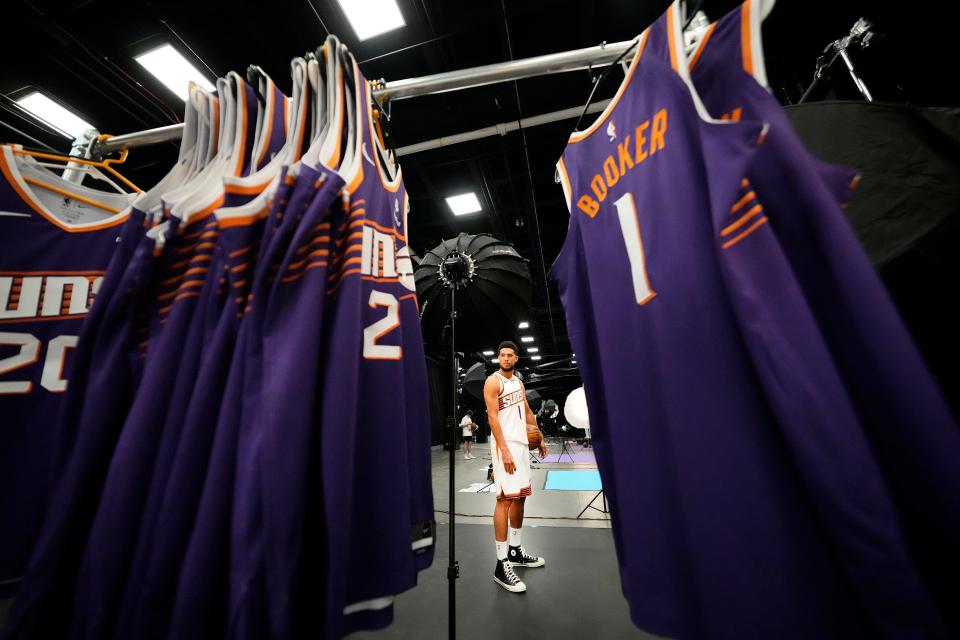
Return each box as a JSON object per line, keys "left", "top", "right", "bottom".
{"left": 518, "top": 321, "right": 529, "bottom": 329}
{"left": 530, "top": 356, "right": 542, "bottom": 361}
{"left": 482, "top": 350, "right": 494, "bottom": 356}
{"left": 446, "top": 192, "right": 482, "bottom": 216}
{"left": 336, "top": 0, "right": 406, "bottom": 41}
{"left": 15, "top": 92, "right": 94, "bottom": 139}
{"left": 135, "top": 44, "right": 215, "bottom": 101}
{"left": 520, "top": 336, "right": 535, "bottom": 343}
{"left": 527, "top": 347, "right": 539, "bottom": 353}
{"left": 490, "top": 358, "right": 499, "bottom": 364}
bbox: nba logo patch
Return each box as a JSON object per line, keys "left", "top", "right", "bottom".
{"left": 606, "top": 121, "right": 617, "bottom": 142}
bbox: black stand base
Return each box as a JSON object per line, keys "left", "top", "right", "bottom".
{"left": 577, "top": 490, "right": 609, "bottom": 520}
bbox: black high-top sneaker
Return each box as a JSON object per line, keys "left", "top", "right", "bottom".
{"left": 494, "top": 559, "right": 526, "bottom": 593}
{"left": 508, "top": 545, "right": 545, "bottom": 568}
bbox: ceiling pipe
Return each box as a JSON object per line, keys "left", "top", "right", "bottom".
{"left": 396, "top": 99, "right": 610, "bottom": 156}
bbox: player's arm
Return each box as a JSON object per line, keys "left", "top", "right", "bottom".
{"left": 484, "top": 376, "right": 516, "bottom": 474}
{"left": 522, "top": 387, "right": 548, "bottom": 458}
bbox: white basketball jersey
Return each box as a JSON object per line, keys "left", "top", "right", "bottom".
{"left": 495, "top": 372, "right": 527, "bottom": 444}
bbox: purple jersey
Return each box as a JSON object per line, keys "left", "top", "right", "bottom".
{"left": 112, "top": 78, "right": 292, "bottom": 639}
{"left": 312, "top": 62, "right": 432, "bottom": 639}
{"left": 166, "top": 167, "right": 320, "bottom": 640}
{"left": 2, "top": 223, "right": 161, "bottom": 638}
{"left": 689, "top": 1, "right": 960, "bottom": 632}
{"left": 551, "top": 5, "right": 877, "bottom": 638}
{"left": 227, "top": 166, "right": 343, "bottom": 638}
{"left": 647, "top": 4, "right": 950, "bottom": 636}
{"left": 0, "top": 145, "right": 129, "bottom": 597}
{"left": 112, "top": 188, "right": 284, "bottom": 640}
{"left": 68, "top": 210, "right": 221, "bottom": 637}
{"left": 51, "top": 209, "right": 148, "bottom": 462}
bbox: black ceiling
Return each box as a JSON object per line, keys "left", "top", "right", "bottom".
{"left": 3, "top": 0, "right": 954, "bottom": 393}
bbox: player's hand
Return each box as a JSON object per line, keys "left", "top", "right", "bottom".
{"left": 538, "top": 439, "right": 548, "bottom": 459}
{"left": 501, "top": 449, "right": 516, "bottom": 474}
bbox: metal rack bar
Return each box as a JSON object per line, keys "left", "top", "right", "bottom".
{"left": 95, "top": 39, "right": 634, "bottom": 155}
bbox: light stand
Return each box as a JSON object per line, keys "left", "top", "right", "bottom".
{"left": 438, "top": 251, "right": 475, "bottom": 640}
{"left": 800, "top": 18, "right": 878, "bottom": 103}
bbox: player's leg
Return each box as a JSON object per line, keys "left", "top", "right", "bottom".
{"left": 466, "top": 438, "right": 473, "bottom": 458}
{"left": 493, "top": 495, "right": 509, "bottom": 550}
{"left": 493, "top": 495, "right": 525, "bottom": 592}
{"left": 507, "top": 498, "right": 545, "bottom": 568}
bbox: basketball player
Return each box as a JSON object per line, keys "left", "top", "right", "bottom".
{"left": 484, "top": 341, "right": 547, "bottom": 593}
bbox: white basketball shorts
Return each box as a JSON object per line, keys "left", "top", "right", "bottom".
{"left": 490, "top": 439, "right": 532, "bottom": 500}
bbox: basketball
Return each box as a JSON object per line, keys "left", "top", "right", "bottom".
{"left": 527, "top": 427, "right": 543, "bottom": 450}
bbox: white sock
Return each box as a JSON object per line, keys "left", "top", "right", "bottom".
{"left": 496, "top": 541, "right": 508, "bottom": 561}
{"left": 509, "top": 527, "right": 522, "bottom": 547}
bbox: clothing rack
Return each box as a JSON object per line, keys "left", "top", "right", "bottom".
{"left": 90, "top": 39, "right": 634, "bottom": 156}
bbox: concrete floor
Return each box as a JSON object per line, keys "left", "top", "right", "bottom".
{"left": 434, "top": 438, "right": 614, "bottom": 529}
{"left": 349, "top": 523, "right": 659, "bottom": 640}
{"left": 1, "top": 440, "right": 655, "bottom": 638}
{"left": 346, "top": 440, "right": 661, "bottom": 639}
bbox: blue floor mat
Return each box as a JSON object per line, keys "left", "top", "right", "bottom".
{"left": 544, "top": 469, "right": 602, "bottom": 491}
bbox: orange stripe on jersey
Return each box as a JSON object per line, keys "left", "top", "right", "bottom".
{"left": 740, "top": 178, "right": 750, "bottom": 188}
{"left": 0, "top": 270, "right": 106, "bottom": 277}
{"left": 666, "top": 4, "right": 680, "bottom": 71}
{"left": 722, "top": 216, "right": 768, "bottom": 249}
{"left": 568, "top": 33, "right": 647, "bottom": 144}
{"left": 225, "top": 180, "right": 268, "bottom": 195}
{"left": 219, "top": 206, "right": 270, "bottom": 228}
{"left": 296, "top": 235, "right": 331, "bottom": 254}
{"left": 688, "top": 23, "right": 716, "bottom": 70}
{"left": 361, "top": 275, "right": 400, "bottom": 283}
{"left": 336, "top": 231, "right": 364, "bottom": 246}
{"left": 366, "top": 220, "right": 401, "bottom": 238}
{"left": 230, "top": 262, "right": 250, "bottom": 273}
{"left": 160, "top": 273, "right": 183, "bottom": 286}
{"left": 282, "top": 261, "right": 328, "bottom": 282}
{"left": 232, "top": 279, "right": 248, "bottom": 288}
{"left": 229, "top": 245, "right": 251, "bottom": 258}
{"left": 173, "top": 290, "right": 203, "bottom": 304}
{"left": 729, "top": 191, "right": 757, "bottom": 215}
{"left": 21, "top": 176, "right": 123, "bottom": 214}
{"left": 184, "top": 266, "right": 208, "bottom": 277}
{"left": 741, "top": 0, "right": 754, "bottom": 75}
{"left": 721, "top": 203, "right": 764, "bottom": 237}
{"left": 0, "top": 313, "right": 87, "bottom": 324}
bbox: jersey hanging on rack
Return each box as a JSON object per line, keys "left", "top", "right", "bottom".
{"left": 685, "top": 1, "right": 960, "bottom": 634}
{"left": 0, "top": 145, "right": 131, "bottom": 597}
{"left": 551, "top": 3, "right": 946, "bottom": 638}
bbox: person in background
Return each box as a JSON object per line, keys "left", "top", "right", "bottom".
{"left": 460, "top": 409, "right": 478, "bottom": 459}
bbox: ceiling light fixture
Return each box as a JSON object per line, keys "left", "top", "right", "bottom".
{"left": 530, "top": 356, "right": 542, "bottom": 361}
{"left": 518, "top": 321, "right": 529, "bottom": 329}
{"left": 527, "top": 347, "right": 539, "bottom": 353}
{"left": 135, "top": 44, "right": 215, "bottom": 101}
{"left": 336, "top": 0, "right": 406, "bottom": 40}
{"left": 445, "top": 192, "right": 482, "bottom": 216}
{"left": 490, "top": 358, "right": 499, "bottom": 364}
{"left": 520, "top": 336, "right": 534, "bottom": 343}
{"left": 482, "top": 350, "right": 494, "bottom": 356}
{"left": 15, "top": 92, "right": 94, "bottom": 139}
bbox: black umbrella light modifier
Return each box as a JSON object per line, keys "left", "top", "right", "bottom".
{"left": 415, "top": 233, "right": 532, "bottom": 353}
{"left": 462, "top": 362, "right": 487, "bottom": 400}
